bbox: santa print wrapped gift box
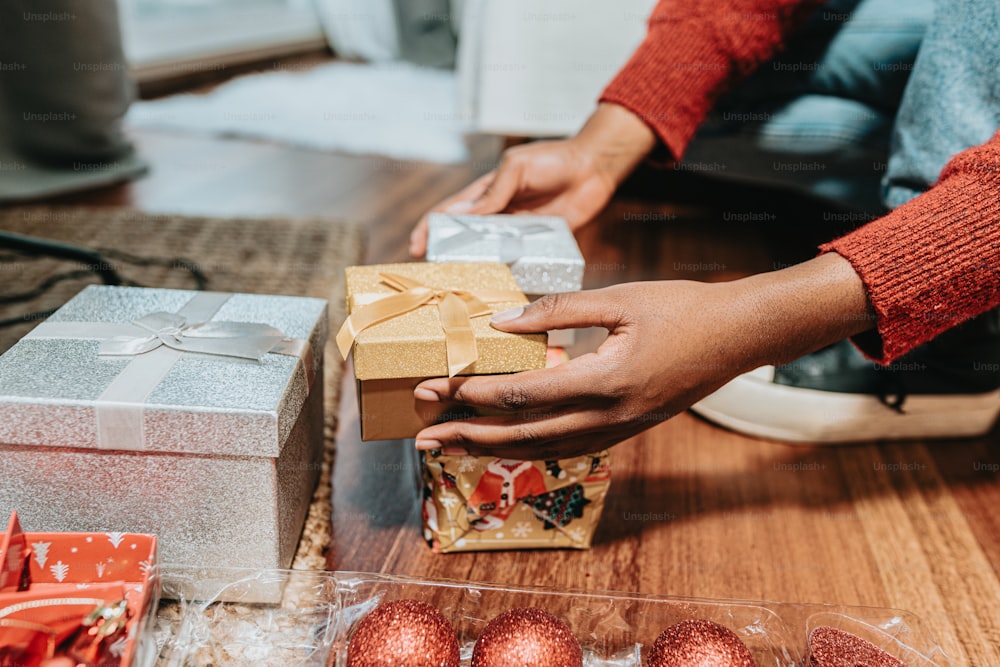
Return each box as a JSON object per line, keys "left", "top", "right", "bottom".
{"left": 0, "top": 285, "right": 328, "bottom": 572}
{"left": 422, "top": 449, "right": 611, "bottom": 553}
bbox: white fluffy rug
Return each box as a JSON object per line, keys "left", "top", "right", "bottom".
{"left": 127, "top": 62, "right": 471, "bottom": 163}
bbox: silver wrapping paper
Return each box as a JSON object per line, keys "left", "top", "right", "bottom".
{"left": 0, "top": 285, "right": 328, "bottom": 456}
{"left": 0, "top": 285, "right": 328, "bottom": 572}
{"left": 426, "top": 214, "right": 584, "bottom": 294}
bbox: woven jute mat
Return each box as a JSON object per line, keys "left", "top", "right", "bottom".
{"left": 0, "top": 205, "right": 365, "bottom": 572}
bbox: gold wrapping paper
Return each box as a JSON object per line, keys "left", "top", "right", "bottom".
{"left": 421, "top": 450, "right": 611, "bottom": 553}
{"left": 342, "top": 263, "right": 547, "bottom": 440}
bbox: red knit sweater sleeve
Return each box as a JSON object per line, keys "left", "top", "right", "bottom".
{"left": 600, "top": 0, "right": 825, "bottom": 161}
{"left": 820, "top": 131, "right": 1000, "bottom": 363}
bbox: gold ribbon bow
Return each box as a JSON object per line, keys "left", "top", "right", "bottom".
{"left": 336, "top": 272, "right": 524, "bottom": 377}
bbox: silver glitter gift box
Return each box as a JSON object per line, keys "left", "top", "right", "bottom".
{"left": 427, "top": 214, "right": 585, "bottom": 346}
{"left": 426, "top": 213, "right": 584, "bottom": 294}
{"left": 0, "top": 285, "right": 328, "bottom": 573}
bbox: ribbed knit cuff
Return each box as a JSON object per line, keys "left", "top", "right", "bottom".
{"left": 820, "top": 133, "right": 1000, "bottom": 363}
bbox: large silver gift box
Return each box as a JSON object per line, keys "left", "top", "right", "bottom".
{"left": 0, "top": 285, "right": 328, "bottom": 571}
{"left": 427, "top": 213, "right": 584, "bottom": 346}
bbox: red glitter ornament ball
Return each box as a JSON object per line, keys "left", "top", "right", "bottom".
{"left": 808, "top": 626, "right": 909, "bottom": 667}
{"left": 647, "top": 619, "right": 757, "bottom": 667}
{"left": 345, "top": 599, "right": 460, "bottom": 667}
{"left": 471, "top": 607, "right": 583, "bottom": 667}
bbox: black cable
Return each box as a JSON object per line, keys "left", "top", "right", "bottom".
{"left": 0, "top": 233, "right": 208, "bottom": 328}
{"left": 0, "top": 231, "right": 124, "bottom": 285}
{"left": 0, "top": 269, "right": 96, "bottom": 304}
{"left": 97, "top": 248, "right": 208, "bottom": 291}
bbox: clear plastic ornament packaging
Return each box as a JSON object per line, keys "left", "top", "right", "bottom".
{"left": 151, "top": 567, "right": 952, "bottom": 667}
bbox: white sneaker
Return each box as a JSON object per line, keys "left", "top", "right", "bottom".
{"left": 691, "top": 323, "right": 1000, "bottom": 444}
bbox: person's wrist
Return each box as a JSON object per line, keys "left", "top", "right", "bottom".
{"left": 573, "top": 103, "right": 657, "bottom": 188}
{"left": 734, "top": 253, "right": 874, "bottom": 368}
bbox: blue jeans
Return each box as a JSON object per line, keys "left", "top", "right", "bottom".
{"left": 682, "top": 0, "right": 1000, "bottom": 215}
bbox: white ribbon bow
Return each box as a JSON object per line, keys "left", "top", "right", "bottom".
{"left": 98, "top": 312, "right": 288, "bottom": 361}
{"left": 435, "top": 216, "right": 555, "bottom": 264}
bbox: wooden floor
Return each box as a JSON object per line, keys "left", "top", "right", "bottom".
{"left": 40, "top": 127, "right": 1000, "bottom": 664}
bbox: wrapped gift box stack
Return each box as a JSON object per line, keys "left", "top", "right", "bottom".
{"left": 428, "top": 233, "right": 611, "bottom": 552}
{"left": 0, "top": 285, "right": 328, "bottom": 573}
{"left": 339, "top": 254, "right": 612, "bottom": 553}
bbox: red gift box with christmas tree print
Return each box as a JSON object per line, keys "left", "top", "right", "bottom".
{"left": 0, "top": 511, "right": 158, "bottom": 667}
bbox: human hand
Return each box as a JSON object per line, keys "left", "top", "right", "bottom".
{"left": 412, "top": 281, "right": 755, "bottom": 458}
{"left": 409, "top": 103, "right": 657, "bottom": 257}
{"left": 411, "top": 254, "right": 873, "bottom": 459}
{"left": 408, "top": 139, "right": 616, "bottom": 258}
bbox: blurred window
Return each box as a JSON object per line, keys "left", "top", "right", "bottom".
{"left": 118, "top": 0, "right": 325, "bottom": 74}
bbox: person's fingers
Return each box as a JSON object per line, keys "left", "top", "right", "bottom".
{"left": 414, "top": 407, "right": 616, "bottom": 459}
{"left": 447, "top": 172, "right": 496, "bottom": 209}
{"left": 489, "top": 288, "right": 631, "bottom": 334}
{"left": 436, "top": 437, "right": 613, "bottom": 461}
{"left": 409, "top": 173, "right": 496, "bottom": 257}
{"left": 465, "top": 155, "right": 524, "bottom": 215}
{"left": 414, "top": 359, "right": 605, "bottom": 410}
{"left": 408, "top": 215, "right": 430, "bottom": 258}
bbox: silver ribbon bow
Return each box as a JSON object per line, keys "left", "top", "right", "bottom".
{"left": 434, "top": 216, "right": 555, "bottom": 264}
{"left": 98, "top": 312, "right": 288, "bottom": 361}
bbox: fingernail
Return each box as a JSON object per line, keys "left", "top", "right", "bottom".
{"left": 414, "top": 387, "right": 440, "bottom": 402}
{"left": 490, "top": 306, "right": 524, "bottom": 324}
{"left": 442, "top": 446, "right": 469, "bottom": 456}
{"left": 446, "top": 200, "right": 474, "bottom": 213}
{"left": 415, "top": 439, "right": 442, "bottom": 451}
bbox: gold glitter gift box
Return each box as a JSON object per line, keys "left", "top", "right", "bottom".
{"left": 0, "top": 285, "right": 328, "bottom": 573}
{"left": 339, "top": 262, "right": 547, "bottom": 441}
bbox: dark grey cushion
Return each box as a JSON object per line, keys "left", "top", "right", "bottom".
{"left": 0, "top": 0, "right": 145, "bottom": 200}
